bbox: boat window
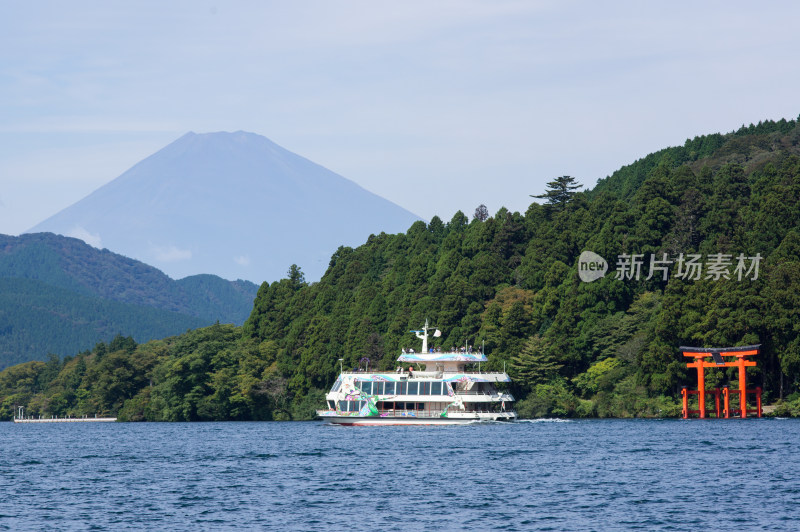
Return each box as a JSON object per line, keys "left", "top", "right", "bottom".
{"left": 384, "top": 382, "right": 396, "bottom": 395}
{"left": 331, "top": 377, "right": 342, "bottom": 393}
{"left": 396, "top": 382, "right": 407, "bottom": 395}
{"left": 407, "top": 382, "right": 418, "bottom": 395}
{"left": 327, "top": 401, "right": 335, "bottom": 409}
{"left": 361, "top": 381, "right": 372, "bottom": 394}
{"left": 340, "top": 400, "right": 361, "bottom": 412}
{"left": 416, "top": 403, "right": 424, "bottom": 410}
{"left": 420, "top": 382, "right": 430, "bottom": 395}
{"left": 431, "top": 382, "right": 442, "bottom": 395}
{"left": 374, "top": 382, "right": 384, "bottom": 395}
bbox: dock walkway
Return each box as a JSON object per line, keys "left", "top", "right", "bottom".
{"left": 13, "top": 416, "right": 117, "bottom": 423}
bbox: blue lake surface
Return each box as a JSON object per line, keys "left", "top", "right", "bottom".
{"left": 1, "top": 418, "right": 798, "bottom": 531}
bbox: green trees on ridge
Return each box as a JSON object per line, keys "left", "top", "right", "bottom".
{"left": 2, "top": 116, "right": 800, "bottom": 420}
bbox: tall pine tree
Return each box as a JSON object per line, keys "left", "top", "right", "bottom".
{"left": 532, "top": 175, "right": 582, "bottom": 211}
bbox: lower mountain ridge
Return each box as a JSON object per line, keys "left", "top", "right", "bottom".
{"left": 0, "top": 233, "right": 258, "bottom": 369}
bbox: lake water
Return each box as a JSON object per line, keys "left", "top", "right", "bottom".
{"left": 1, "top": 419, "right": 798, "bottom": 531}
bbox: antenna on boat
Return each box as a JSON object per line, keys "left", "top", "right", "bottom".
{"left": 338, "top": 358, "right": 343, "bottom": 374}
{"left": 413, "top": 318, "right": 431, "bottom": 353}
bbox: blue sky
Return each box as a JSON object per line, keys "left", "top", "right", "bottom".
{"left": 2, "top": 1, "right": 800, "bottom": 235}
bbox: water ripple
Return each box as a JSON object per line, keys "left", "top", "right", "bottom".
{"left": 1, "top": 419, "right": 799, "bottom": 530}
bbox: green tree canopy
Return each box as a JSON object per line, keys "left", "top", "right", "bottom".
{"left": 532, "top": 175, "right": 583, "bottom": 210}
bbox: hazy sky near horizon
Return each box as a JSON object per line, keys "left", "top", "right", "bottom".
{"left": 2, "top": 1, "right": 800, "bottom": 236}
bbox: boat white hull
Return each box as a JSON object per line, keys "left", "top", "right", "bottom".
{"left": 318, "top": 412, "right": 516, "bottom": 426}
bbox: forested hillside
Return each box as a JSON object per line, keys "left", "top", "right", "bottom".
{"left": 3, "top": 117, "right": 800, "bottom": 420}
{"left": 0, "top": 278, "right": 207, "bottom": 368}
{"left": 0, "top": 233, "right": 258, "bottom": 368}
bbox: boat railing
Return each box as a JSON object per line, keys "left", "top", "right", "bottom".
{"left": 376, "top": 409, "right": 447, "bottom": 418}
{"left": 341, "top": 370, "right": 509, "bottom": 380}
{"left": 401, "top": 350, "right": 484, "bottom": 356}
{"left": 404, "top": 371, "right": 509, "bottom": 379}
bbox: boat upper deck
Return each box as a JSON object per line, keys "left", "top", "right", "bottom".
{"left": 397, "top": 351, "right": 487, "bottom": 363}
{"left": 337, "top": 370, "right": 511, "bottom": 383}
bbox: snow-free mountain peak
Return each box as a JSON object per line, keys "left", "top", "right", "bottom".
{"left": 29, "top": 132, "right": 423, "bottom": 283}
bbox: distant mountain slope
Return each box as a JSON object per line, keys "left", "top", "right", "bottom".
{"left": 175, "top": 274, "right": 258, "bottom": 324}
{"left": 0, "top": 233, "right": 258, "bottom": 369}
{"left": 0, "top": 233, "right": 257, "bottom": 322}
{"left": 0, "top": 277, "right": 206, "bottom": 369}
{"left": 28, "top": 131, "right": 424, "bottom": 282}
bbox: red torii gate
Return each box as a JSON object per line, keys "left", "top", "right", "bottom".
{"left": 680, "top": 345, "right": 762, "bottom": 419}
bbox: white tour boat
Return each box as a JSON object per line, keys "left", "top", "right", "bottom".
{"left": 317, "top": 321, "right": 517, "bottom": 425}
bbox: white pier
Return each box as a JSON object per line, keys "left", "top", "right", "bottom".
{"left": 13, "top": 407, "right": 116, "bottom": 423}
{"left": 13, "top": 417, "right": 117, "bottom": 423}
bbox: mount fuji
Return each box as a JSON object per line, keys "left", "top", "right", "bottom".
{"left": 29, "top": 131, "right": 423, "bottom": 283}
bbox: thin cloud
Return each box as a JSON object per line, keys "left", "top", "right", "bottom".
{"left": 151, "top": 245, "right": 192, "bottom": 263}
{"left": 233, "top": 255, "right": 251, "bottom": 267}
{"left": 66, "top": 225, "right": 102, "bottom": 248}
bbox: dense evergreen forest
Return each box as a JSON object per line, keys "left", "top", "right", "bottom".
{"left": 0, "top": 233, "right": 258, "bottom": 368}
{"left": 0, "top": 277, "right": 207, "bottom": 369}
{"left": 3, "top": 116, "right": 800, "bottom": 421}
